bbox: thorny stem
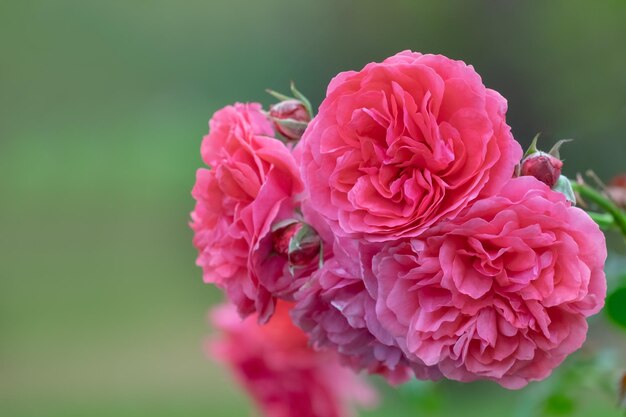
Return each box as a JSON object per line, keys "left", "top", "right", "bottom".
{"left": 572, "top": 182, "right": 626, "bottom": 238}
{"left": 586, "top": 212, "right": 617, "bottom": 231}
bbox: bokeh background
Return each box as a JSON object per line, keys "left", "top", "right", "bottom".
{"left": 2, "top": 1, "right": 626, "bottom": 416}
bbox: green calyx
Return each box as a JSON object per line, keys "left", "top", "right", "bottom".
{"left": 554, "top": 175, "right": 577, "bottom": 205}
{"left": 523, "top": 133, "right": 572, "bottom": 160}
{"left": 287, "top": 223, "right": 324, "bottom": 276}
{"left": 265, "top": 81, "right": 314, "bottom": 119}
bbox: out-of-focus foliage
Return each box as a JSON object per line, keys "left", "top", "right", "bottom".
{"left": 607, "top": 285, "right": 626, "bottom": 328}
{"left": 1, "top": 1, "right": 625, "bottom": 416}
{"left": 606, "top": 256, "right": 626, "bottom": 329}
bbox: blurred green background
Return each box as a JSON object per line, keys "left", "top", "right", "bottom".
{"left": 2, "top": 1, "right": 626, "bottom": 416}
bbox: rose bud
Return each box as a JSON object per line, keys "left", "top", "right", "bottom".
{"left": 520, "top": 137, "right": 571, "bottom": 188}
{"left": 271, "top": 220, "right": 321, "bottom": 268}
{"left": 269, "top": 99, "right": 311, "bottom": 141}
{"left": 607, "top": 173, "right": 626, "bottom": 209}
{"left": 521, "top": 153, "right": 564, "bottom": 188}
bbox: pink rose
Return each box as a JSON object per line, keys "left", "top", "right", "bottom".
{"left": 372, "top": 177, "right": 606, "bottom": 388}
{"left": 191, "top": 103, "right": 307, "bottom": 322}
{"left": 209, "top": 301, "right": 377, "bottom": 417}
{"left": 298, "top": 50, "right": 522, "bottom": 242}
{"left": 292, "top": 239, "right": 438, "bottom": 384}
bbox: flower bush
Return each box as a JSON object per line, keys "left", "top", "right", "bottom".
{"left": 190, "top": 51, "right": 625, "bottom": 417}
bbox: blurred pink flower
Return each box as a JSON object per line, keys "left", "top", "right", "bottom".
{"left": 191, "top": 103, "right": 306, "bottom": 322}
{"left": 209, "top": 301, "right": 377, "bottom": 417}
{"left": 371, "top": 177, "right": 606, "bottom": 388}
{"left": 292, "top": 238, "right": 440, "bottom": 384}
{"left": 298, "top": 50, "right": 522, "bottom": 242}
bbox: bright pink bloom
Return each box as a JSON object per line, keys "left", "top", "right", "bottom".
{"left": 298, "top": 50, "right": 522, "bottom": 242}
{"left": 191, "top": 103, "right": 306, "bottom": 322}
{"left": 209, "top": 301, "right": 377, "bottom": 417}
{"left": 293, "top": 239, "right": 439, "bottom": 384}
{"left": 372, "top": 177, "right": 606, "bottom": 389}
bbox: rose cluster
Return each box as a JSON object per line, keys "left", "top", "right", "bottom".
{"left": 192, "top": 51, "right": 607, "bottom": 415}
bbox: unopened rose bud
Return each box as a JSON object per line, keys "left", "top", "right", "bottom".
{"left": 608, "top": 174, "right": 626, "bottom": 209}
{"left": 271, "top": 220, "right": 321, "bottom": 268}
{"left": 269, "top": 100, "right": 311, "bottom": 141}
{"left": 271, "top": 221, "right": 298, "bottom": 256}
{"left": 521, "top": 152, "right": 564, "bottom": 188}
{"left": 611, "top": 174, "right": 626, "bottom": 188}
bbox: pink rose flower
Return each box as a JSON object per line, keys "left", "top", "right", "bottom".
{"left": 209, "top": 301, "right": 377, "bottom": 417}
{"left": 191, "top": 103, "right": 307, "bottom": 322}
{"left": 372, "top": 177, "right": 607, "bottom": 388}
{"left": 292, "top": 239, "right": 438, "bottom": 384}
{"left": 298, "top": 50, "right": 522, "bottom": 242}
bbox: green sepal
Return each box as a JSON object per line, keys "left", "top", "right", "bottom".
{"left": 271, "top": 218, "right": 298, "bottom": 233}
{"left": 265, "top": 89, "right": 293, "bottom": 102}
{"left": 523, "top": 133, "right": 541, "bottom": 158}
{"left": 554, "top": 175, "right": 577, "bottom": 204}
{"left": 548, "top": 138, "right": 573, "bottom": 159}
{"left": 290, "top": 81, "right": 314, "bottom": 118}
{"left": 287, "top": 223, "right": 321, "bottom": 276}
{"left": 288, "top": 223, "right": 317, "bottom": 254}
{"left": 270, "top": 117, "right": 309, "bottom": 133}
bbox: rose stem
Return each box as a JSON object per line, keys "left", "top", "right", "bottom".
{"left": 572, "top": 182, "right": 626, "bottom": 238}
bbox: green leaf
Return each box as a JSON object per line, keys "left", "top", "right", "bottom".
{"left": 544, "top": 393, "right": 575, "bottom": 415}
{"left": 402, "top": 381, "right": 443, "bottom": 412}
{"left": 606, "top": 286, "right": 626, "bottom": 329}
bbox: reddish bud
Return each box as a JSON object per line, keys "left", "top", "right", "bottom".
{"left": 521, "top": 152, "right": 564, "bottom": 188}
{"left": 608, "top": 174, "right": 626, "bottom": 209}
{"left": 610, "top": 174, "right": 626, "bottom": 188}
{"left": 271, "top": 221, "right": 321, "bottom": 267}
{"left": 272, "top": 222, "right": 299, "bottom": 256}
{"left": 269, "top": 100, "right": 311, "bottom": 140}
